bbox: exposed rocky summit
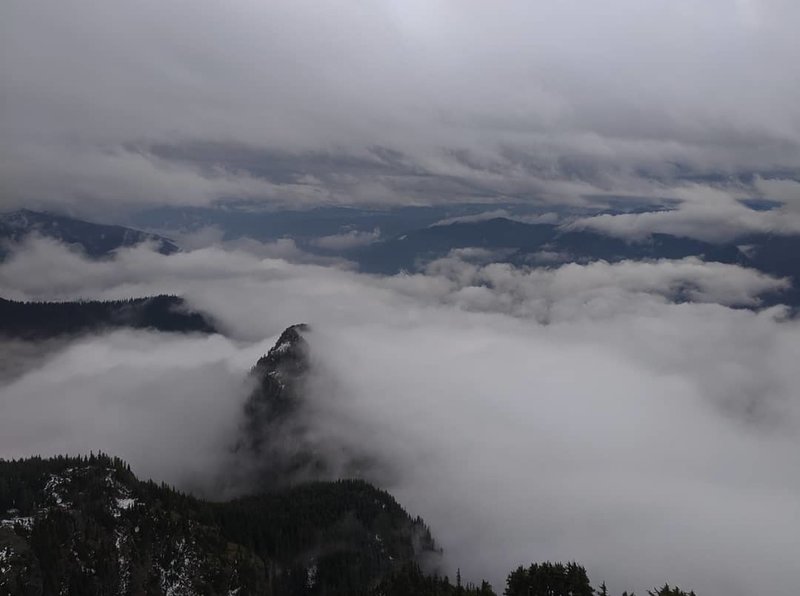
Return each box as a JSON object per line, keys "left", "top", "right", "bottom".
{"left": 234, "top": 324, "right": 329, "bottom": 489}
{"left": 242, "top": 323, "right": 312, "bottom": 446}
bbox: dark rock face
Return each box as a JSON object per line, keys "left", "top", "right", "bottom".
{"left": 239, "top": 324, "right": 311, "bottom": 454}
{"left": 233, "top": 324, "right": 329, "bottom": 489}
{"left": 255, "top": 324, "right": 311, "bottom": 373}
{"left": 233, "top": 324, "right": 379, "bottom": 491}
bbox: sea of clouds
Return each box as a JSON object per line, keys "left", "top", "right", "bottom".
{"left": 0, "top": 238, "right": 798, "bottom": 595}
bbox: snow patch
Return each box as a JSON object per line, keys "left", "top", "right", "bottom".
{"left": 0, "top": 516, "right": 33, "bottom": 530}
{"left": 116, "top": 497, "right": 135, "bottom": 510}
{"left": 306, "top": 561, "right": 318, "bottom": 589}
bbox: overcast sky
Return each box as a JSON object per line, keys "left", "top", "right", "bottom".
{"left": 2, "top": 0, "right": 800, "bottom": 227}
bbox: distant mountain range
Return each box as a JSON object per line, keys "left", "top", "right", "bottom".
{"left": 125, "top": 200, "right": 671, "bottom": 243}
{"left": 129, "top": 204, "right": 800, "bottom": 308}
{"left": 0, "top": 209, "right": 178, "bottom": 259}
{"left": 126, "top": 204, "right": 541, "bottom": 242}
{"left": 3, "top": 208, "right": 798, "bottom": 308}
{"left": 344, "top": 215, "right": 791, "bottom": 274}
{"left": 348, "top": 217, "right": 800, "bottom": 308}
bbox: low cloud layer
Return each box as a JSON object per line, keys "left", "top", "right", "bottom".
{"left": 0, "top": 241, "right": 798, "bottom": 595}
{"left": 571, "top": 185, "right": 800, "bottom": 242}
{"left": 311, "top": 228, "right": 382, "bottom": 251}
{"left": 0, "top": 331, "right": 265, "bottom": 492}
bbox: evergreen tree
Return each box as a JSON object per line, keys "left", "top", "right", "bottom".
{"left": 504, "top": 561, "right": 593, "bottom": 596}
{"left": 648, "top": 584, "right": 696, "bottom": 596}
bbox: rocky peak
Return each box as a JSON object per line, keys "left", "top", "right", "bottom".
{"left": 234, "top": 325, "right": 314, "bottom": 482}
{"left": 232, "top": 323, "right": 380, "bottom": 490}
{"left": 253, "top": 323, "right": 310, "bottom": 379}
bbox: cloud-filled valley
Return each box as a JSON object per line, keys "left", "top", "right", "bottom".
{"left": 2, "top": 1, "right": 800, "bottom": 593}
{"left": 1, "top": 240, "right": 798, "bottom": 595}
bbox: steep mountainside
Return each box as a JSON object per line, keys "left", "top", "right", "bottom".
{"left": 242, "top": 324, "right": 312, "bottom": 440}
{"left": 0, "top": 210, "right": 178, "bottom": 259}
{"left": 0, "top": 454, "right": 438, "bottom": 596}
{"left": 0, "top": 296, "right": 218, "bottom": 340}
{"left": 0, "top": 455, "right": 268, "bottom": 595}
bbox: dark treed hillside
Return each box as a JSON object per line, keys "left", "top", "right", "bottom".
{"left": 0, "top": 295, "right": 218, "bottom": 339}
{"left": 373, "top": 564, "right": 496, "bottom": 596}
{"left": 503, "top": 563, "right": 697, "bottom": 596}
{"left": 0, "top": 455, "right": 699, "bottom": 596}
{"left": 0, "top": 454, "right": 439, "bottom": 595}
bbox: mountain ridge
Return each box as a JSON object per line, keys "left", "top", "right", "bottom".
{"left": 0, "top": 453, "right": 438, "bottom": 595}
{"left": 0, "top": 210, "right": 178, "bottom": 259}
{"left": 0, "top": 295, "right": 218, "bottom": 340}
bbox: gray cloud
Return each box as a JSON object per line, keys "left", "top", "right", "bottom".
{"left": 0, "top": 241, "right": 798, "bottom": 594}
{"left": 419, "top": 253, "right": 789, "bottom": 315}
{"left": 0, "top": 330, "right": 264, "bottom": 491}
{"left": 2, "top": 1, "right": 800, "bottom": 218}
{"left": 569, "top": 185, "right": 800, "bottom": 242}
{"left": 311, "top": 228, "right": 382, "bottom": 251}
